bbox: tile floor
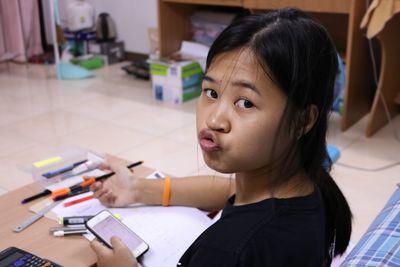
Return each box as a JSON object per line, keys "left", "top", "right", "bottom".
{"left": 1, "top": 62, "right": 399, "bottom": 246}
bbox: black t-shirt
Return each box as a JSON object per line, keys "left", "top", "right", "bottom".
{"left": 178, "top": 188, "right": 326, "bottom": 267}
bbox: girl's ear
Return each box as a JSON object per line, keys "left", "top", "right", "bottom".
{"left": 303, "top": 104, "right": 319, "bottom": 135}
{"left": 292, "top": 104, "right": 319, "bottom": 139}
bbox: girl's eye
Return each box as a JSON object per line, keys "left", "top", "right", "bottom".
{"left": 205, "top": 89, "right": 218, "bottom": 99}
{"left": 236, "top": 99, "right": 254, "bottom": 109}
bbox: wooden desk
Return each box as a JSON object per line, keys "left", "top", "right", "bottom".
{"left": 0, "top": 165, "right": 155, "bottom": 267}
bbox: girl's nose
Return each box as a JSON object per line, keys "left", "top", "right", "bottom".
{"left": 206, "top": 105, "right": 231, "bottom": 133}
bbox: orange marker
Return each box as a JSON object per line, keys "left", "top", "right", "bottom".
{"left": 51, "top": 160, "right": 143, "bottom": 200}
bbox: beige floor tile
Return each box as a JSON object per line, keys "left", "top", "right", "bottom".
{"left": 0, "top": 95, "right": 51, "bottom": 127}
{"left": 0, "top": 63, "right": 51, "bottom": 81}
{"left": 58, "top": 122, "right": 156, "bottom": 155}
{"left": 119, "top": 135, "right": 230, "bottom": 178}
{"left": 178, "top": 98, "right": 198, "bottom": 115}
{"left": 327, "top": 112, "right": 366, "bottom": 150}
{"left": 64, "top": 94, "right": 149, "bottom": 121}
{"left": 0, "top": 143, "right": 59, "bottom": 168}
{"left": 0, "top": 164, "right": 35, "bottom": 191}
{"left": 116, "top": 88, "right": 156, "bottom": 105}
{"left": 0, "top": 187, "right": 7, "bottom": 196}
{"left": 5, "top": 110, "right": 102, "bottom": 144}
{"left": 163, "top": 122, "right": 198, "bottom": 147}
{"left": 187, "top": 164, "right": 234, "bottom": 179}
{"left": 113, "top": 105, "right": 196, "bottom": 137}
{"left": 32, "top": 87, "right": 101, "bottom": 111}
{"left": 142, "top": 144, "right": 206, "bottom": 177}
{"left": 0, "top": 129, "right": 38, "bottom": 157}
{"left": 331, "top": 164, "right": 399, "bottom": 243}
{"left": 338, "top": 125, "right": 400, "bottom": 170}
{"left": 0, "top": 65, "right": 53, "bottom": 98}
{"left": 118, "top": 136, "right": 187, "bottom": 164}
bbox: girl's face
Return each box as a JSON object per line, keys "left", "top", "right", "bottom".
{"left": 196, "top": 48, "right": 288, "bottom": 174}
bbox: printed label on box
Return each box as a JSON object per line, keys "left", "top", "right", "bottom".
{"left": 150, "top": 61, "right": 203, "bottom": 104}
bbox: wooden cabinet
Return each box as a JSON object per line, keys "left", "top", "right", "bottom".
{"left": 158, "top": 0, "right": 350, "bottom": 58}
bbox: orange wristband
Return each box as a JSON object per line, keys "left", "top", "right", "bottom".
{"left": 162, "top": 176, "right": 171, "bottom": 207}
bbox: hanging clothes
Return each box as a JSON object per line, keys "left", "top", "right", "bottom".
{"left": 0, "top": 0, "right": 43, "bottom": 62}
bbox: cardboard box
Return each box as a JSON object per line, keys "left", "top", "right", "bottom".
{"left": 88, "top": 41, "right": 125, "bottom": 64}
{"left": 150, "top": 60, "right": 203, "bottom": 104}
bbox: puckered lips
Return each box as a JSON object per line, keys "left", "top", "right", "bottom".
{"left": 198, "top": 129, "right": 220, "bottom": 152}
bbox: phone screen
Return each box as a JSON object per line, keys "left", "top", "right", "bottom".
{"left": 90, "top": 215, "right": 146, "bottom": 254}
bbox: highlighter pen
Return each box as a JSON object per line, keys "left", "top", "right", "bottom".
{"left": 42, "top": 160, "right": 87, "bottom": 179}
{"left": 61, "top": 216, "right": 93, "bottom": 226}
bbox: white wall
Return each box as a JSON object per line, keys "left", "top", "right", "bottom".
{"left": 42, "top": 0, "right": 158, "bottom": 54}
{"left": 87, "top": 0, "right": 158, "bottom": 54}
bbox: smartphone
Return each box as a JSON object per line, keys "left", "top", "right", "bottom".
{"left": 85, "top": 210, "right": 149, "bottom": 258}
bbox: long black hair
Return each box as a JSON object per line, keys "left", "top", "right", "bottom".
{"left": 206, "top": 8, "right": 352, "bottom": 262}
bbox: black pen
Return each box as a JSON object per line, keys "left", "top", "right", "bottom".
{"left": 74, "top": 160, "right": 144, "bottom": 189}
{"left": 21, "top": 189, "right": 52, "bottom": 204}
{"left": 94, "top": 160, "right": 144, "bottom": 182}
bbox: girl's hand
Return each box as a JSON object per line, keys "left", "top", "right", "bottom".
{"left": 88, "top": 155, "right": 137, "bottom": 207}
{"left": 90, "top": 237, "right": 138, "bottom": 267}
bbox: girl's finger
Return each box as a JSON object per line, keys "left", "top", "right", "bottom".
{"left": 99, "top": 162, "right": 111, "bottom": 171}
{"left": 102, "top": 191, "right": 115, "bottom": 205}
{"left": 90, "top": 240, "right": 112, "bottom": 257}
{"left": 90, "top": 181, "right": 102, "bottom": 192}
{"left": 96, "top": 188, "right": 109, "bottom": 200}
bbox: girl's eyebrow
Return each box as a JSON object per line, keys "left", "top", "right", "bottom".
{"left": 203, "top": 75, "right": 217, "bottom": 83}
{"left": 231, "top": 80, "right": 261, "bottom": 96}
{"left": 203, "top": 75, "right": 261, "bottom": 95}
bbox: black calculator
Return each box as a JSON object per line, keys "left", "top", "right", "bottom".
{"left": 0, "top": 247, "right": 62, "bottom": 267}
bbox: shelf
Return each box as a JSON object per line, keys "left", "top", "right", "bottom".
{"left": 161, "top": 0, "right": 242, "bottom": 7}
{"left": 244, "top": 0, "right": 350, "bottom": 14}
{"left": 158, "top": 1, "right": 244, "bottom": 57}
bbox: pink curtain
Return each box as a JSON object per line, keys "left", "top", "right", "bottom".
{"left": 0, "top": 0, "right": 43, "bottom": 62}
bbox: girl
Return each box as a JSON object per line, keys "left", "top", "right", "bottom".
{"left": 89, "top": 8, "right": 352, "bottom": 267}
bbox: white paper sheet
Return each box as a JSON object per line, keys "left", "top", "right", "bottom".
{"left": 123, "top": 206, "right": 212, "bottom": 267}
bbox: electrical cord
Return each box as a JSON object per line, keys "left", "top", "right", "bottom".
{"left": 336, "top": 161, "right": 400, "bottom": 172}
{"left": 366, "top": 0, "right": 400, "bottom": 143}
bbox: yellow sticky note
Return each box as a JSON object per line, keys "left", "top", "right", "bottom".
{"left": 33, "top": 156, "right": 63, "bottom": 168}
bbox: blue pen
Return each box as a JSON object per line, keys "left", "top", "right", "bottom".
{"left": 42, "top": 160, "right": 87, "bottom": 178}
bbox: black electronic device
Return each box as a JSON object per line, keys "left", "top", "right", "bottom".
{"left": 0, "top": 247, "right": 62, "bottom": 267}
